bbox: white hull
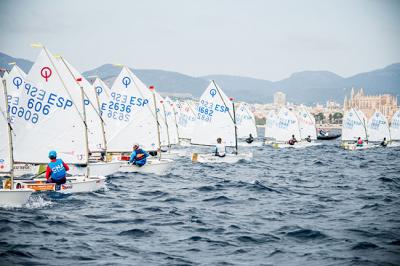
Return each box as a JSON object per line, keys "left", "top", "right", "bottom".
{"left": 10, "top": 175, "right": 106, "bottom": 193}
{"left": 119, "top": 159, "right": 173, "bottom": 175}
{"left": 191, "top": 152, "right": 253, "bottom": 163}
{"left": 270, "top": 142, "right": 321, "bottom": 149}
{"left": 0, "top": 189, "right": 34, "bottom": 207}
{"left": 238, "top": 141, "right": 263, "bottom": 147}
{"left": 341, "top": 142, "right": 377, "bottom": 150}
{"left": 68, "top": 161, "right": 123, "bottom": 176}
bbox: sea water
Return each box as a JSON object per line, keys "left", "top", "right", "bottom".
{"left": 1, "top": 139, "right": 399, "bottom": 265}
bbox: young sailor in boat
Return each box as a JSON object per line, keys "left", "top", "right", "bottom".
{"left": 215, "top": 138, "right": 226, "bottom": 157}
{"left": 356, "top": 137, "right": 363, "bottom": 147}
{"left": 129, "top": 143, "right": 149, "bottom": 167}
{"left": 245, "top": 134, "right": 254, "bottom": 144}
{"left": 288, "top": 135, "right": 298, "bottom": 145}
{"left": 305, "top": 135, "right": 312, "bottom": 143}
{"left": 46, "top": 150, "right": 69, "bottom": 185}
{"left": 380, "top": 137, "right": 388, "bottom": 147}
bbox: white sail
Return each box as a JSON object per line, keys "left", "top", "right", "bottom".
{"left": 236, "top": 103, "right": 257, "bottom": 138}
{"left": 265, "top": 110, "right": 278, "bottom": 139}
{"left": 58, "top": 58, "right": 106, "bottom": 152}
{"left": 0, "top": 80, "right": 12, "bottom": 173}
{"left": 154, "top": 92, "right": 170, "bottom": 146}
{"left": 191, "top": 81, "right": 235, "bottom": 146}
{"left": 164, "top": 97, "right": 179, "bottom": 144}
{"left": 390, "top": 110, "right": 400, "bottom": 141}
{"left": 275, "top": 108, "right": 301, "bottom": 142}
{"left": 176, "top": 100, "right": 196, "bottom": 140}
{"left": 103, "top": 66, "right": 158, "bottom": 152}
{"left": 93, "top": 78, "right": 112, "bottom": 109}
{"left": 4, "top": 65, "right": 27, "bottom": 124}
{"left": 367, "top": 111, "right": 390, "bottom": 142}
{"left": 12, "top": 48, "right": 88, "bottom": 164}
{"left": 342, "top": 108, "right": 367, "bottom": 141}
{"left": 296, "top": 108, "right": 317, "bottom": 140}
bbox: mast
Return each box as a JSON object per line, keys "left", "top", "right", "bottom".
{"left": 94, "top": 84, "right": 108, "bottom": 155}
{"left": 2, "top": 79, "right": 15, "bottom": 188}
{"left": 171, "top": 102, "right": 181, "bottom": 144}
{"left": 150, "top": 86, "right": 162, "bottom": 160}
{"left": 231, "top": 97, "right": 238, "bottom": 155}
{"left": 161, "top": 100, "right": 171, "bottom": 149}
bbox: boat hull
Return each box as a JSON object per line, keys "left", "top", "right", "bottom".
{"left": 10, "top": 176, "right": 106, "bottom": 193}
{"left": 119, "top": 159, "right": 173, "bottom": 175}
{"left": 271, "top": 142, "right": 322, "bottom": 149}
{"left": 341, "top": 142, "right": 377, "bottom": 150}
{"left": 68, "top": 161, "right": 123, "bottom": 176}
{"left": 191, "top": 152, "right": 253, "bottom": 163}
{"left": 317, "top": 134, "right": 341, "bottom": 140}
{"left": 0, "top": 188, "right": 34, "bottom": 207}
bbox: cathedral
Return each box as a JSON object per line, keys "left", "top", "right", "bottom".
{"left": 343, "top": 88, "right": 398, "bottom": 120}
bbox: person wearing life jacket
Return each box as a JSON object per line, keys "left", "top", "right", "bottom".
{"left": 356, "top": 137, "right": 363, "bottom": 147}
{"left": 380, "top": 137, "right": 388, "bottom": 147}
{"left": 305, "top": 135, "right": 312, "bottom": 143}
{"left": 46, "top": 150, "right": 69, "bottom": 185}
{"left": 288, "top": 135, "right": 298, "bottom": 145}
{"left": 245, "top": 134, "right": 254, "bottom": 144}
{"left": 215, "top": 138, "right": 226, "bottom": 157}
{"left": 129, "top": 143, "right": 149, "bottom": 167}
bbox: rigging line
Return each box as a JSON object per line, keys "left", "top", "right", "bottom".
{"left": 211, "top": 80, "right": 235, "bottom": 124}
{"left": 59, "top": 57, "right": 106, "bottom": 124}
{"left": 352, "top": 107, "right": 368, "bottom": 139}
{"left": 42, "top": 47, "right": 85, "bottom": 124}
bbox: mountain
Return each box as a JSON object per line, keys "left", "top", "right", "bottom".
{"left": 1, "top": 51, "right": 399, "bottom": 104}
{"left": 0, "top": 52, "right": 33, "bottom": 73}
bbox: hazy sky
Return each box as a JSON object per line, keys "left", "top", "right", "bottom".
{"left": 0, "top": 0, "right": 399, "bottom": 80}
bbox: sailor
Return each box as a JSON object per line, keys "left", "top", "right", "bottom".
{"left": 381, "top": 137, "right": 388, "bottom": 147}
{"left": 129, "top": 143, "right": 149, "bottom": 167}
{"left": 288, "top": 135, "right": 298, "bottom": 145}
{"left": 46, "top": 150, "right": 69, "bottom": 185}
{"left": 305, "top": 135, "right": 312, "bottom": 143}
{"left": 245, "top": 134, "right": 254, "bottom": 144}
{"left": 356, "top": 137, "right": 363, "bottom": 147}
{"left": 215, "top": 138, "right": 226, "bottom": 157}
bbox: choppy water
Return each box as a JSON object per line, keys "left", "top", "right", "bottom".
{"left": 1, "top": 140, "right": 400, "bottom": 266}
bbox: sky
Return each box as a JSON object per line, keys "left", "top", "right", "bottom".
{"left": 0, "top": 0, "right": 399, "bottom": 81}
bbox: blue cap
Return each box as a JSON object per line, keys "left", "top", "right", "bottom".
{"left": 49, "top": 150, "right": 57, "bottom": 159}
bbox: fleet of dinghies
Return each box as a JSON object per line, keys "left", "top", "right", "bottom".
{"left": 264, "top": 107, "right": 320, "bottom": 148}
{"left": 0, "top": 45, "right": 399, "bottom": 207}
{"left": 341, "top": 108, "right": 400, "bottom": 150}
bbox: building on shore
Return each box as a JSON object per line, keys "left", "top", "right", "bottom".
{"left": 343, "top": 88, "right": 398, "bottom": 120}
{"left": 273, "top": 91, "right": 286, "bottom": 106}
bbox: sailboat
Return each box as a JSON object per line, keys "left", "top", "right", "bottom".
{"left": 56, "top": 57, "right": 122, "bottom": 176}
{"left": 103, "top": 66, "right": 172, "bottom": 175}
{"left": 0, "top": 76, "right": 34, "bottom": 207}
{"left": 9, "top": 46, "right": 105, "bottom": 192}
{"left": 296, "top": 108, "right": 321, "bottom": 147}
{"left": 236, "top": 103, "right": 262, "bottom": 147}
{"left": 190, "top": 80, "right": 252, "bottom": 163}
{"left": 176, "top": 100, "right": 196, "bottom": 146}
{"left": 390, "top": 110, "right": 400, "bottom": 144}
{"left": 264, "top": 110, "right": 278, "bottom": 144}
{"left": 367, "top": 111, "right": 390, "bottom": 143}
{"left": 267, "top": 107, "right": 303, "bottom": 148}
{"left": 341, "top": 108, "right": 372, "bottom": 150}
{"left": 1, "top": 65, "right": 41, "bottom": 177}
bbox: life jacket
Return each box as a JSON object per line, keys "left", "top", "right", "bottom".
{"left": 288, "top": 139, "right": 295, "bottom": 145}
{"left": 135, "top": 149, "right": 146, "bottom": 161}
{"left": 48, "top": 159, "right": 67, "bottom": 181}
{"left": 357, "top": 139, "right": 363, "bottom": 145}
